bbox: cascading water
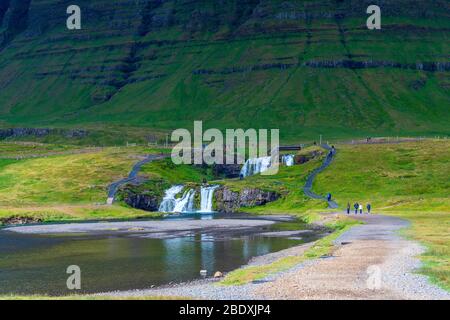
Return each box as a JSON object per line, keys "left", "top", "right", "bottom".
{"left": 199, "top": 185, "right": 219, "bottom": 213}
{"left": 159, "top": 185, "right": 219, "bottom": 213}
{"left": 173, "top": 189, "right": 196, "bottom": 213}
{"left": 159, "top": 185, "right": 195, "bottom": 213}
{"left": 240, "top": 156, "right": 272, "bottom": 178}
{"left": 282, "top": 154, "right": 295, "bottom": 166}
{"left": 158, "top": 185, "right": 184, "bottom": 212}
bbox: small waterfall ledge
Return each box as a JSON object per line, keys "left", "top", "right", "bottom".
{"left": 282, "top": 154, "right": 295, "bottom": 166}
{"left": 240, "top": 156, "right": 272, "bottom": 177}
{"left": 159, "top": 185, "right": 219, "bottom": 213}
{"left": 240, "top": 154, "right": 296, "bottom": 178}
{"left": 199, "top": 185, "right": 219, "bottom": 213}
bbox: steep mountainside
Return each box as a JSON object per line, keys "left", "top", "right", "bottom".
{"left": 0, "top": 0, "right": 449, "bottom": 141}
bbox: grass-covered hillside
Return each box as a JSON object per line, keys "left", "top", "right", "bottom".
{"left": 217, "top": 140, "right": 449, "bottom": 288}
{"left": 0, "top": 0, "right": 449, "bottom": 141}
{"left": 0, "top": 142, "right": 169, "bottom": 222}
{"left": 314, "top": 140, "right": 450, "bottom": 289}
{"left": 315, "top": 140, "right": 450, "bottom": 213}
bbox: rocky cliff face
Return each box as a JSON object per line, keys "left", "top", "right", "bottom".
{"left": 0, "top": 0, "right": 32, "bottom": 47}
{"left": 214, "top": 186, "right": 280, "bottom": 213}
{"left": 212, "top": 163, "right": 242, "bottom": 179}
{"left": 122, "top": 192, "right": 161, "bottom": 211}
{"left": 0, "top": 128, "right": 88, "bottom": 139}
{"left": 0, "top": 215, "right": 42, "bottom": 226}
{"left": 120, "top": 183, "right": 280, "bottom": 213}
{"left": 118, "top": 180, "right": 167, "bottom": 212}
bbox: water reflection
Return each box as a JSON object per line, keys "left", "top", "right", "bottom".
{"left": 0, "top": 217, "right": 319, "bottom": 296}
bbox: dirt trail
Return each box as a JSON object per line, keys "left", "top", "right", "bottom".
{"left": 254, "top": 214, "right": 450, "bottom": 300}
{"left": 303, "top": 144, "right": 338, "bottom": 208}
{"left": 106, "top": 154, "right": 167, "bottom": 204}
{"left": 99, "top": 213, "right": 449, "bottom": 300}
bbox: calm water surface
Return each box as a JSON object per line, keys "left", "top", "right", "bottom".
{"left": 0, "top": 214, "right": 322, "bottom": 295}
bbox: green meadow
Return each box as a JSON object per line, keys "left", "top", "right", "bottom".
{"left": 313, "top": 140, "right": 450, "bottom": 289}
{"left": 0, "top": 139, "right": 448, "bottom": 289}
{"left": 0, "top": 143, "right": 168, "bottom": 222}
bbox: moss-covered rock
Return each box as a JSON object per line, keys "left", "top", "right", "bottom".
{"left": 214, "top": 186, "right": 280, "bottom": 213}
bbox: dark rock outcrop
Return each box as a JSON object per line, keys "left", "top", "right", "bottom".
{"left": 117, "top": 179, "right": 168, "bottom": 212}
{"left": 0, "top": 127, "right": 50, "bottom": 138}
{"left": 123, "top": 192, "right": 160, "bottom": 211}
{"left": 295, "top": 149, "right": 324, "bottom": 165}
{"left": 303, "top": 59, "right": 450, "bottom": 72}
{"left": 0, "top": 0, "right": 32, "bottom": 48}
{"left": 214, "top": 187, "right": 280, "bottom": 213}
{"left": 0, "top": 127, "right": 88, "bottom": 139}
{"left": 0, "top": 215, "right": 42, "bottom": 226}
{"left": 212, "top": 163, "right": 242, "bottom": 178}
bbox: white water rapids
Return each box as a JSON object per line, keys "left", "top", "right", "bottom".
{"left": 240, "top": 156, "right": 272, "bottom": 177}
{"left": 199, "top": 185, "right": 219, "bottom": 213}
{"left": 282, "top": 154, "right": 295, "bottom": 166}
{"left": 240, "top": 154, "right": 295, "bottom": 178}
{"left": 159, "top": 185, "right": 219, "bottom": 213}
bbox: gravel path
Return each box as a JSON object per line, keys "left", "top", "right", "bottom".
{"left": 100, "top": 213, "right": 450, "bottom": 300}
{"left": 255, "top": 214, "right": 450, "bottom": 300}
{"left": 106, "top": 154, "right": 168, "bottom": 204}
{"left": 303, "top": 144, "right": 338, "bottom": 209}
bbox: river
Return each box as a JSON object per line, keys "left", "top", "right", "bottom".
{"left": 0, "top": 214, "right": 324, "bottom": 295}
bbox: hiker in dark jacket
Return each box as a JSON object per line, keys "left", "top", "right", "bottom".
{"left": 327, "top": 193, "right": 332, "bottom": 201}
{"left": 354, "top": 202, "right": 359, "bottom": 214}
{"left": 347, "top": 203, "right": 351, "bottom": 214}
{"left": 367, "top": 203, "right": 372, "bottom": 214}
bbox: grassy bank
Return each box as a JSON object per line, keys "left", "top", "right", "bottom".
{"left": 0, "top": 144, "right": 169, "bottom": 223}
{"left": 313, "top": 140, "right": 450, "bottom": 289}
{"left": 314, "top": 141, "right": 450, "bottom": 212}
{"left": 220, "top": 141, "right": 449, "bottom": 289}
{"left": 0, "top": 205, "right": 163, "bottom": 226}
{"left": 220, "top": 215, "right": 359, "bottom": 286}
{"left": 390, "top": 211, "right": 449, "bottom": 290}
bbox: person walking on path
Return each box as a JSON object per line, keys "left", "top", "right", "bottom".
{"left": 347, "top": 203, "right": 351, "bottom": 214}
{"left": 327, "top": 193, "right": 332, "bottom": 202}
{"left": 359, "top": 204, "right": 363, "bottom": 214}
{"left": 367, "top": 203, "right": 371, "bottom": 214}
{"left": 354, "top": 202, "right": 359, "bottom": 214}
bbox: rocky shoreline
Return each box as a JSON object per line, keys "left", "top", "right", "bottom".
{"left": 0, "top": 216, "right": 43, "bottom": 226}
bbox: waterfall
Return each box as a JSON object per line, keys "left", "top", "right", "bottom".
{"left": 282, "top": 154, "right": 295, "bottom": 166}
{"left": 240, "top": 156, "right": 272, "bottom": 177}
{"left": 173, "top": 188, "right": 196, "bottom": 213}
{"left": 158, "top": 185, "right": 184, "bottom": 212}
{"left": 159, "top": 184, "right": 219, "bottom": 213}
{"left": 159, "top": 185, "right": 195, "bottom": 213}
{"left": 199, "top": 185, "right": 219, "bottom": 213}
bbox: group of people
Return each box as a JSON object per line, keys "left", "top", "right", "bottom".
{"left": 347, "top": 202, "right": 371, "bottom": 214}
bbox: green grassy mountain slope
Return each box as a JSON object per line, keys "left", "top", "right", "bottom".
{"left": 0, "top": 0, "right": 449, "bottom": 141}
